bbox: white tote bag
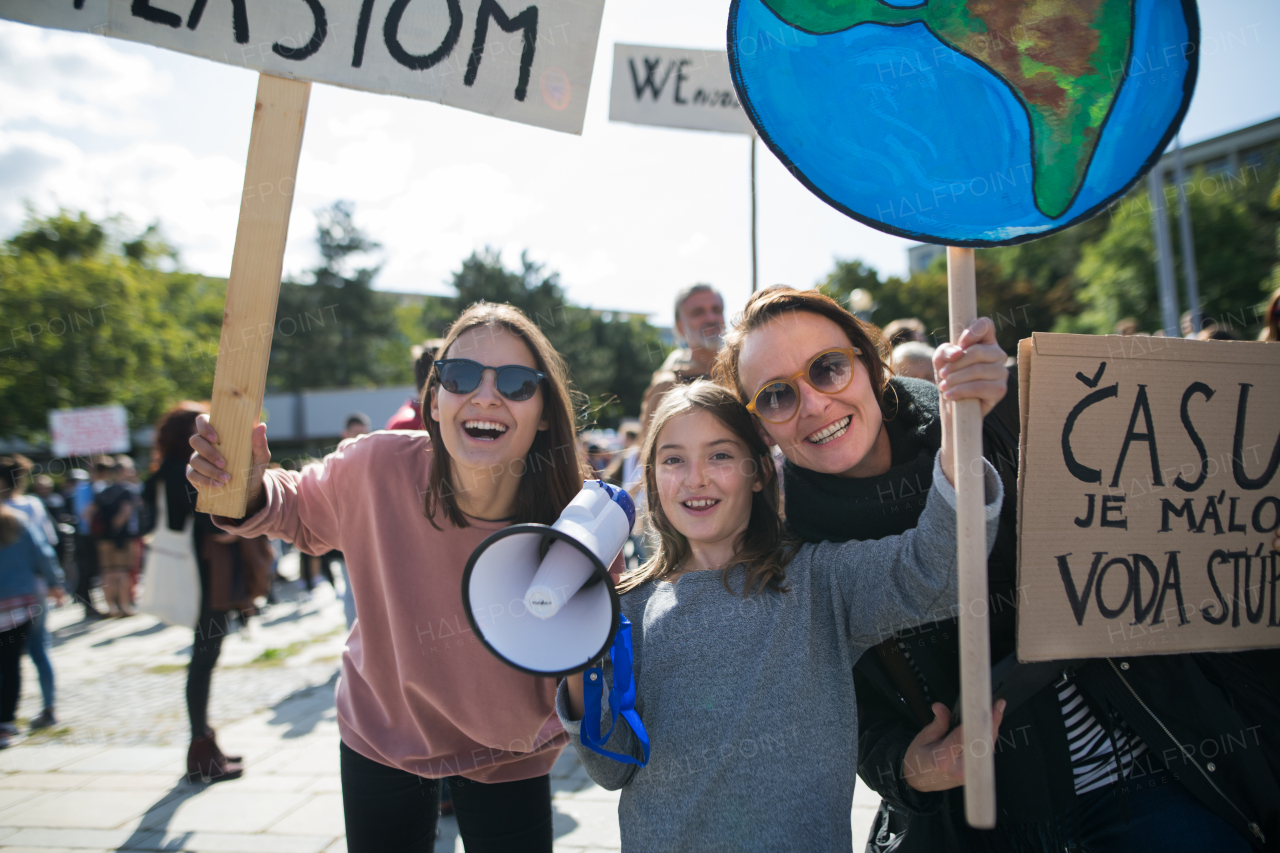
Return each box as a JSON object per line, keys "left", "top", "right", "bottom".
{"left": 140, "top": 482, "right": 201, "bottom": 629}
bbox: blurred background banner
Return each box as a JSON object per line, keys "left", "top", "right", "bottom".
{"left": 48, "top": 404, "right": 129, "bottom": 457}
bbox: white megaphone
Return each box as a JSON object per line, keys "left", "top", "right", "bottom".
{"left": 462, "top": 480, "right": 636, "bottom": 677}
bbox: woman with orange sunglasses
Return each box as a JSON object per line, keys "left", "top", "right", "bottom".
{"left": 715, "top": 287, "right": 1270, "bottom": 853}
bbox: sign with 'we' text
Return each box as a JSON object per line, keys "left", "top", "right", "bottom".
{"left": 1016, "top": 333, "right": 1280, "bottom": 661}
{"left": 0, "top": 0, "right": 604, "bottom": 133}
{"left": 609, "top": 43, "right": 754, "bottom": 136}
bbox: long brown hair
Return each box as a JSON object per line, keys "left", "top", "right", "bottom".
{"left": 153, "top": 401, "right": 209, "bottom": 467}
{"left": 713, "top": 286, "right": 894, "bottom": 417}
{"left": 1263, "top": 289, "right": 1280, "bottom": 342}
{"left": 423, "top": 302, "right": 587, "bottom": 529}
{"left": 617, "top": 381, "right": 796, "bottom": 597}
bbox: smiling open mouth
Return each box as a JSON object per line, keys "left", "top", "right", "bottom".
{"left": 682, "top": 498, "right": 720, "bottom": 510}
{"left": 806, "top": 416, "right": 851, "bottom": 445}
{"left": 463, "top": 420, "right": 509, "bottom": 441}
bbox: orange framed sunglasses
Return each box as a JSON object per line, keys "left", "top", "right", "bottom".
{"left": 745, "top": 346, "right": 862, "bottom": 424}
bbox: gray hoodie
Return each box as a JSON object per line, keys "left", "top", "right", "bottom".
{"left": 556, "top": 451, "right": 1003, "bottom": 852}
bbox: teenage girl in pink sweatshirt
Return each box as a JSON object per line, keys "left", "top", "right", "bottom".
{"left": 187, "top": 303, "right": 597, "bottom": 852}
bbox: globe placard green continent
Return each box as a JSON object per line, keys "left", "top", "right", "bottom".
{"left": 729, "top": 0, "right": 1197, "bottom": 246}
{"left": 764, "top": 0, "right": 1132, "bottom": 219}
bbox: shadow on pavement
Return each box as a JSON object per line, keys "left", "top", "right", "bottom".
{"left": 89, "top": 620, "right": 168, "bottom": 648}
{"left": 116, "top": 779, "right": 206, "bottom": 850}
{"left": 50, "top": 618, "right": 100, "bottom": 646}
{"left": 257, "top": 607, "right": 310, "bottom": 629}
{"left": 552, "top": 806, "right": 579, "bottom": 839}
{"left": 267, "top": 671, "right": 340, "bottom": 739}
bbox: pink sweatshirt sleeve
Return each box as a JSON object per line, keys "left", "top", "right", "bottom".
{"left": 213, "top": 448, "right": 348, "bottom": 556}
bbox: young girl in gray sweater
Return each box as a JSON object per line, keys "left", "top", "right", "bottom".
{"left": 559, "top": 380, "right": 1005, "bottom": 852}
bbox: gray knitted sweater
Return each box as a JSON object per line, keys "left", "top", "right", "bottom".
{"left": 556, "top": 451, "right": 1003, "bottom": 852}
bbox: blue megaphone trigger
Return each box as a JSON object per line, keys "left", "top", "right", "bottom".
{"left": 580, "top": 613, "right": 649, "bottom": 766}
{"left": 591, "top": 479, "right": 636, "bottom": 530}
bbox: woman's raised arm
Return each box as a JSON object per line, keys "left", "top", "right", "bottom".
{"left": 187, "top": 415, "right": 271, "bottom": 518}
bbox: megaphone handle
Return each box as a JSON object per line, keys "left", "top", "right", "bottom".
{"left": 580, "top": 616, "right": 650, "bottom": 766}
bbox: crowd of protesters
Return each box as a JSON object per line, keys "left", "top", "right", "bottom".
{"left": 0, "top": 282, "right": 1275, "bottom": 852}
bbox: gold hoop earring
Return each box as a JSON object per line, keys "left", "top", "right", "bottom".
{"left": 882, "top": 381, "right": 900, "bottom": 423}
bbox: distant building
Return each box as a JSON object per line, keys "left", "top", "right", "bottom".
{"left": 260, "top": 386, "right": 417, "bottom": 442}
{"left": 907, "top": 243, "right": 945, "bottom": 276}
{"left": 1151, "top": 115, "right": 1280, "bottom": 181}
{"left": 901, "top": 117, "right": 1280, "bottom": 279}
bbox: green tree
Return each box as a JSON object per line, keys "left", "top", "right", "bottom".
{"left": 268, "top": 201, "right": 412, "bottom": 391}
{"left": 0, "top": 211, "right": 224, "bottom": 442}
{"left": 822, "top": 218, "right": 1107, "bottom": 354}
{"left": 819, "top": 259, "right": 943, "bottom": 347}
{"left": 818, "top": 163, "right": 1279, "bottom": 352}
{"left": 1065, "top": 164, "right": 1278, "bottom": 336}
{"left": 443, "top": 249, "right": 665, "bottom": 425}
{"left": 1269, "top": 171, "right": 1280, "bottom": 306}
{"left": 399, "top": 294, "right": 454, "bottom": 345}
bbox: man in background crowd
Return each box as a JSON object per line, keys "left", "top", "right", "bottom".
{"left": 71, "top": 457, "right": 113, "bottom": 620}
{"left": 342, "top": 413, "right": 370, "bottom": 441}
{"left": 891, "top": 341, "right": 937, "bottom": 383}
{"left": 882, "top": 317, "right": 928, "bottom": 349}
{"left": 91, "top": 457, "right": 139, "bottom": 618}
{"left": 386, "top": 340, "right": 442, "bottom": 431}
{"left": 640, "top": 284, "right": 725, "bottom": 433}
{"left": 603, "top": 422, "right": 643, "bottom": 495}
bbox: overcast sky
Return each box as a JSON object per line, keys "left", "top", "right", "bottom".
{"left": 1, "top": 0, "right": 1277, "bottom": 322}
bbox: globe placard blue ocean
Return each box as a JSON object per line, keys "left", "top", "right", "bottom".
{"left": 727, "top": 0, "right": 1199, "bottom": 246}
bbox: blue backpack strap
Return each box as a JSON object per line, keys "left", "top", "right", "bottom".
{"left": 580, "top": 613, "right": 650, "bottom": 766}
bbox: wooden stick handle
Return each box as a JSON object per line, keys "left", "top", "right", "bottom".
{"left": 196, "top": 73, "right": 311, "bottom": 518}
{"left": 947, "top": 246, "right": 996, "bottom": 828}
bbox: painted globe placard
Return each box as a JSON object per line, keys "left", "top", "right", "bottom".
{"left": 728, "top": 0, "right": 1199, "bottom": 247}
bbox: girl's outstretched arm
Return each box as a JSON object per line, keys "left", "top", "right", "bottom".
{"left": 810, "top": 451, "right": 1003, "bottom": 647}
{"left": 556, "top": 660, "right": 643, "bottom": 791}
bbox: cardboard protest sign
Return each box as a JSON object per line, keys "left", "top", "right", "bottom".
{"left": 1017, "top": 333, "right": 1280, "bottom": 661}
{"left": 1, "top": 0, "right": 605, "bottom": 133}
{"left": 609, "top": 44, "right": 754, "bottom": 136}
{"left": 49, "top": 405, "right": 130, "bottom": 457}
{"left": 727, "top": 0, "right": 1199, "bottom": 246}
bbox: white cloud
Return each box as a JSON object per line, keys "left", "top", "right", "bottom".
{"left": 0, "top": 23, "right": 168, "bottom": 136}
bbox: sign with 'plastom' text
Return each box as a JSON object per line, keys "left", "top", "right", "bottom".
{"left": 609, "top": 43, "right": 754, "bottom": 136}
{"left": 1016, "top": 334, "right": 1280, "bottom": 661}
{"left": 0, "top": 0, "right": 604, "bottom": 133}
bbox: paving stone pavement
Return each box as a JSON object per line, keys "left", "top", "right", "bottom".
{"left": 0, "top": 564, "right": 882, "bottom": 851}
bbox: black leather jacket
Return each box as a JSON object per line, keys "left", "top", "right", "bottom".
{"left": 792, "top": 377, "right": 1278, "bottom": 851}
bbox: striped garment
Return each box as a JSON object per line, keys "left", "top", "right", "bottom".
{"left": 1057, "top": 672, "right": 1147, "bottom": 794}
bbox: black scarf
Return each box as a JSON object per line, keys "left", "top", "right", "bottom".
{"left": 783, "top": 377, "right": 943, "bottom": 544}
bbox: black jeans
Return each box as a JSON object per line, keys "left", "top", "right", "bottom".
{"left": 0, "top": 623, "right": 31, "bottom": 723}
{"left": 340, "top": 741, "right": 553, "bottom": 853}
{"left": 186, "top": 608, "right": 230, "bottom": 738}
{"left": 1073, "top": 773, "right": 1251, "bottom": 852}
{"left": 74, "top": 531, "right": 100, "bottom": 615}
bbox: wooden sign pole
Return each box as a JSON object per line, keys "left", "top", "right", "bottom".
{"left": 196, "top": 73, "right": 311, "bottom": 518}
{"left": 750, "top": 135, "right": 758, "bottom": 293}
{"left": 946, "top": 246, "right": 996, "bottom": 828}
